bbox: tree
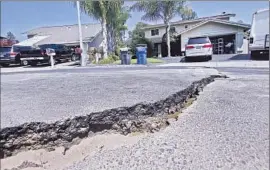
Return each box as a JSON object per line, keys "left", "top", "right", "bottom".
{"left": 78, "top": 1, "right": 122, "bottom": 58}
{"left": 128, "top": 22, "right": 153, "bottom": 57}
{"left": 131, "top": 1, "right": 197, "bottom": 57}
{"left": 77, "top": 0, "right": 128, "bottom": 58}
{"left": 106, "top": 5, "right": 130, "bottom": 54}
{"left": 180, "top": 7, "right": 198, "bottom": 21}
{"left": 6, "top": 32, "right": 16, "bottom": 40}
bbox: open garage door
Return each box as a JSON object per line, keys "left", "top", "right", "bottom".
{"left": 209, "top": 34, "right": 236, "bottom": 54}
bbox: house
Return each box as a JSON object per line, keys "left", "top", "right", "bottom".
{"left": 0, "top": 36, "right": 19, "bottom": 47}
{"left": 142, "top": 13, "right": 251, "bottom": 57}
{"left": 17, "top": 23, "right": 103, "bottom": 51}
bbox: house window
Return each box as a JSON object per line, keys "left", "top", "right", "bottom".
{"left": 170, "top": 27, "right": 176, "bottom": 32}
{"left": 151, "top": 29, "right": 159, "bottom": 36}
{"left": 185, "top": 25, "right": 188, "bottom": 29}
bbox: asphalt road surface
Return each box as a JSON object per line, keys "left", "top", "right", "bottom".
{"left": 1, "top": 67, "right": 218, "bottom": 128}
{"left": 65, "top": 67, "right": 269, "bottom": 170}
{"left": 1, "top": 53, "right": 269, "bottom": 169}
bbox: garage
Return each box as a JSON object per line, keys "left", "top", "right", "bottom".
{"left": 180, "top": 20, "right": 251, "bottom": 55}
{"left": 209, "top": 34, "right": 235, "bottom": 54}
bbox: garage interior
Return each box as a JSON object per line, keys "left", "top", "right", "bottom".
{"left": 209, "top": 34, "right": 236, "bottom": 54}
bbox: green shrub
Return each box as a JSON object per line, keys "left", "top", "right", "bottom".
{"left": 96, "top": 54, "right": 120, "bottom": 64}
{"left": 109, "top": 54, "right": 120, "bottom": 61}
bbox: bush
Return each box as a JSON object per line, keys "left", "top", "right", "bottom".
{"left": 109, "top": 54, "right": 120, "bottom": 61}
{"left": 95, "top": 54, "right": 120, "bottom": 64}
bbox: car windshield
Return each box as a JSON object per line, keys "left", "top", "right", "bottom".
{"left": 188, "top": 37, "right": 210, "bottom": 44}
{"left": 0, "top": 47, "right": 11, "bottom": 53}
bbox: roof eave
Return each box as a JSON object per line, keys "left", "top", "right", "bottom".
{"left": 142, "top": 14, "right": 237, "bottom": 30}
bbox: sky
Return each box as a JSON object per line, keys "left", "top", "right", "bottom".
{"left": 1, "top": 1, "right": 268, "bottom": 41}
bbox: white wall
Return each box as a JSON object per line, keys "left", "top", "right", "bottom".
{"left": 239, "top": 39, "right": 249, "bottom": 54}
{"left": 181, "top": 22, "right": 245, "bottom": 51}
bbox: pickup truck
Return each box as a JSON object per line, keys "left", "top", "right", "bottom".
{"left": 20, "top": 44, "right": 80, "bottom": 66}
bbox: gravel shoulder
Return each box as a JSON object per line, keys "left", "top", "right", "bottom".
{"left": 1, "top": 67, "right": 218, "bottom": 128}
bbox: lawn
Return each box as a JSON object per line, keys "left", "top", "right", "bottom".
{"left": 114, "top": 58, "right": 164, "bottom": 64}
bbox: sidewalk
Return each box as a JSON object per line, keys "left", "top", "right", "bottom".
{"left": 159, "top": 60, "right": 269, "bottom": 68}
{"left": 0, "top": 61, "right": 78, "bottom": 74}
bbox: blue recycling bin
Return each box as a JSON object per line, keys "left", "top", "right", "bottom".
{"left": 136, "top": 46, "right": 147, "bottom": 65}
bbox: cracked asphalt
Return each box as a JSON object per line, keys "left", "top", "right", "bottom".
{"left": 1, "top": 54, "right": 269, "bottom": 169}
{"left": 64, "top": 67, "right": 269, "bottom": 170}
{"left": 1, "top": 67, "right": 218, "bottom": 128}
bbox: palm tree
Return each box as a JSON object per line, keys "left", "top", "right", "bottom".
{"left": 106, "top": 4, "right": 130, "bottom": 53}
{"left": 131, "top": 1, "right": 196, "bottom": 57}
{"left": 77, "top": 0, "right": 122, "bottom": 58}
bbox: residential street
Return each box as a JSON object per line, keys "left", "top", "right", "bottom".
{"left": 1, "top": 67, "right": 218, "bottom": 128}
{"left": 1, "top": 1, "right": 269, "bottom": 169}
{"left": 64, "top": 67, "right": 269, "bottom": 170}
{"left": 1, "top": 54, "right": 269, "bottom": 170}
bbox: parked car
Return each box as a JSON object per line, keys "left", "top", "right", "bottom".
{"left": 185, "top": 36, "right": 213, "bottom": 61}
{"left": 20, "top": 44, "right": 79, "bottom": 66}
{"left": 0, "top": 46, "right": 30, "bottom": 67}
{"left": 249, "top": 8, "right": 269, "bottom": 59}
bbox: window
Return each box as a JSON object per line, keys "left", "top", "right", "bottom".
{"left": 0, "top": 47, "right": 11, "bottom": 53}
{"left": 185, "top": 25, "right": 188, "bottom": 29}
{"left": 13, "top": 46, "right": 32, "bottom": 52}
{"left": 187, "top": 37, "right": 210, "bottom": 44}
{"left": 151, "top": 29, "right": 159, "bottom": 36}
{"left": 170, "top": 27, "right": 176, "bottom": 32}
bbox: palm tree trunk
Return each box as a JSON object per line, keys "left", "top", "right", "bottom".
{"left": 106, "top": 25, "right": 113, "bottom": 54}
{"left": 101, "top": 17, "right": 108, "bottom": 58}
{"left": 166, "top": 22, "right": 171, "bottom": 58}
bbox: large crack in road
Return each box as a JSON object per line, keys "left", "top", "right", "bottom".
{"left": 0, "top": 75, "right": 227, "bottom": 158}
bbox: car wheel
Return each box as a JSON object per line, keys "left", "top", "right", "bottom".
{"left": 21, "top": 60, "right": 28, "bottom": 66}
{"left": 1, "top": 63, "right": 10, "bottom": 67}
{"left": 208, "top": 55, "right": 212, "bottom": 61}
{"left": 71, "top": 54, "right": 77, "bottom": 61}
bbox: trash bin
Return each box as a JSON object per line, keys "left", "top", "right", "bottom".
{"left": 120, "top": 47, "right": 131, "bottom": 65}
{"left": 136, "top": 44, "right": 147, "bottom": 65}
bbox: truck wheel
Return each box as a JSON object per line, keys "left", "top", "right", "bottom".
{"left": 21, "top": 60, "right": 28, "bottom": 66}
{"left": 71, "top": 54, "right": 77, "bottom": 61}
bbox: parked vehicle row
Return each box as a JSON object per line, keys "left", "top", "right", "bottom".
{"left": 0, "top": 44, "right": 81, "bottom": 67}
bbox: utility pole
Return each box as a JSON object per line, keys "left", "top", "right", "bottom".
{"left": 76, "top": 1, "right": 86, "bottom": 66}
